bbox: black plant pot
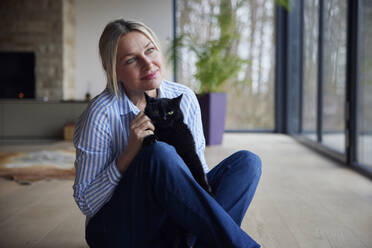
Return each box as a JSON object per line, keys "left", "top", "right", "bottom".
{"left": 197, "top": 92, "right": 227, "bottom": 146}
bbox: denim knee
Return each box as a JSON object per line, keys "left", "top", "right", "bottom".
{"left": 235, "top": 150, "right": 262, "bottom": 178}
{"left": 143, "top": 141, "right": 183, "bottom": 172}
{"left": 151, "top": 141, "right": 176, "bottom": 154}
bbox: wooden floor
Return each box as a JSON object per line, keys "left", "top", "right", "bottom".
{"left": 0, "top": 133, "right": 371, "bottom": 248}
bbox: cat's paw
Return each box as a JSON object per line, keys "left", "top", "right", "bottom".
{"left": 143, "top": 134, "right": 156, "bottom": 146}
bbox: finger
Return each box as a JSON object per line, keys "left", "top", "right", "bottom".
{"left": 132, "top": 116, "right": 153, "bottom": 130}
{"left": 132, "top": 112, "right": 151, "bottom": 126}
{"left": 131, "top": 112, "right": 145, "bottom": 125}
{"left": 138, "top": 115, "right": 152, "bottom": 127}
{"left": 139, "top": 129, "right": 154, "bottom": 139}
{"left": 142, "top": 121, "right": 155, "bottom": 132}
{"left": 145, "top": 129, "right": 154, "bottom": 136}
{"left": 147, "top": 121, "right": 155, "bottom": 131}
{"left": 133, "top": 120, "right": 155, "bottom": 135}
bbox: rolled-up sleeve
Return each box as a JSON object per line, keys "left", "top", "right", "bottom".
{"left": 73, "top": 106, "right": 122, "bottom": 217}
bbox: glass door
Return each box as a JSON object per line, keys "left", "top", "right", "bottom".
{"left": 302, "top": 0, "right": 319, "bottom": 140}
{"left": 321, "top": 0, "right": 347, "bottom": 153}
{"left": 357, "top": 0, "right": 372, "bottom": 170}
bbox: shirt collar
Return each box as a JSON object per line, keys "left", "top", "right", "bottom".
{"left": 158, "top": 81, "right": 166, "bottom": 98}
{"left": 118, "top": 84, "right": 140, "bottom": 116}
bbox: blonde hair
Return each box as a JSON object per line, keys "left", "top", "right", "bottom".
{"left": 99, "top": 19, "right": 161, "bottom": 97}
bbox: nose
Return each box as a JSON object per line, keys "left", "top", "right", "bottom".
{"left": 141, "top": 56, "right": 152, "bottom": 70}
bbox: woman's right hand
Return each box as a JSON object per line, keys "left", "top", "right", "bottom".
{"left": 117, "top": 112, "right": 155, "bottom": 174}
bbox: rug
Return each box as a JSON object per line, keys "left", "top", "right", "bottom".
{"left": 0, "top": 150, "right": 75, "bottom": 183}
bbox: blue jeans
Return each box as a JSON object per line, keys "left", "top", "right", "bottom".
{"left": 86, "top": 142, "right": 261, "bottom": 248}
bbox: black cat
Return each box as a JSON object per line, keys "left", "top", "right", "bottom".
{"left": 143, "top": 93, "right": 213, "bottom": 197}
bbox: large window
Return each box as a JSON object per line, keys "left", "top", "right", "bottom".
{"left": 301, "top": 0, "right": 347, "bottom": 152}
{"left": 175, "top": 0, "right": 372, "bottom": 177}
{"left": 322, "top": 0, "right": 347, "bottom": 152}
{"left": 357, "top": 0, "right": 372, "bottom": 169}
{"left": 176, "top": 0, "right": 275, "bottom": 130}
{"left": 295, "top": 0, "right": 371, "bottom": 177}
{"left": 302, "top": 0, "right": 319, "bottom": 140}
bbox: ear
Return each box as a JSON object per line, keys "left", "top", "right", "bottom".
{"left": 173, "top": 94, "right": 183, "bottom": 106}
{"left": 144, "top": 93, "right": 153, "bottom": 103}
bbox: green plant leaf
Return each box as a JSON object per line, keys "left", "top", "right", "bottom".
{"left": 275, "top": 0, "right": 291, "bottom": 11}
{"left": 168, "top": 0, "right": 251, "bottom": 93}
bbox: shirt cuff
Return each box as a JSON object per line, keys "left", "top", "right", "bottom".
{"left": 107, "top": 160, "right": 122, "bottom": 185}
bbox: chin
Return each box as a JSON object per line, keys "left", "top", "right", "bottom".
{"left": 146, "top": 78, "right": 162, "bottom": 90}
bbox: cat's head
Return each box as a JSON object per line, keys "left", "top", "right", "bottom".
{"left": 144, "top": 93, "right": 184, "bottom": 128}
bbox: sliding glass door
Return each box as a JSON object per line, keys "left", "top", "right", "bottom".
{"left": 302, "top": 0, "right": 319, "bottom": 141}
{"left": 322, "top": 0, "right": 347, "bottom": 152}
{"left": 301, "top": 0, "right": 347, "bottom": 157}
{"left": 357, "top": 0, "right": 372, "bottom": 169}
{"left": 286, "top": 0, "right": 371, "bottom": 176}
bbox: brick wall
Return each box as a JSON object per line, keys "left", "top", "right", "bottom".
{"left": 0, "top": 0, "right": 75, "bottom": 101}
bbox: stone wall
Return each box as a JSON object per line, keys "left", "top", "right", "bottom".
{"left": 0, "top": 0, "right": 75, "bottom": 101}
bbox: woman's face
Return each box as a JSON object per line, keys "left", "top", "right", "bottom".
{"left": 116, "top": 31, "right": 163, "bottom": 97}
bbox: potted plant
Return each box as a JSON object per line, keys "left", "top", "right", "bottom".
{"left": 170, "top": 0, "right": 247, "bottom": 145}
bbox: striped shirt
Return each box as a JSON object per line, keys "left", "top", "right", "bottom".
{"left": 73, "top": 80, "right": 207, "bottom": 218}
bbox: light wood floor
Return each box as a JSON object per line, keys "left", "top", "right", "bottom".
{"left": 0, "top": 133, "right": 371, "bottom": 248}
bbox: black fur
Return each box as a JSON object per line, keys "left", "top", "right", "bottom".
{"left": 143, "top": 93, "right": 213, "bottom": 197}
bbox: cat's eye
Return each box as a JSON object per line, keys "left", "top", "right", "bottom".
{"left": 167, "top": 110, "right": 174, "bottom": 115}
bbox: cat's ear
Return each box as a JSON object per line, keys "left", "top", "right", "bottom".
{"left": 173, "top": 94, "right": 183, "bottom": 106}
{"left": 144, "top": 93, "right": 153, "bottom": 103}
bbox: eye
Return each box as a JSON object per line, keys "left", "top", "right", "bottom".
{"left": 167, "top": 110, "right": 174, "bottom": 115}
{"left": 126, "top": 57, "right": 136, "bottom": 64}
{"left": 146, "top": 47, "right": 155, "bottom": 54}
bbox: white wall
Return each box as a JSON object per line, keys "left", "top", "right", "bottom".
{"left": 75, "top": 0, "right": 173, "bottom": 100}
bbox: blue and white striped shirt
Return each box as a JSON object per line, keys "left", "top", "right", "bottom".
{"left": 73, "top": 80, "right": 207, "bottom": 218}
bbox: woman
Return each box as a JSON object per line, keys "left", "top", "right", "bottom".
{"left": 73, "top": 18, "right": 261, "bottom": 248}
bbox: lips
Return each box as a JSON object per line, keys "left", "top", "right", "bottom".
{"left": 141, "top": 70, "right": 158, "bottom": 80}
